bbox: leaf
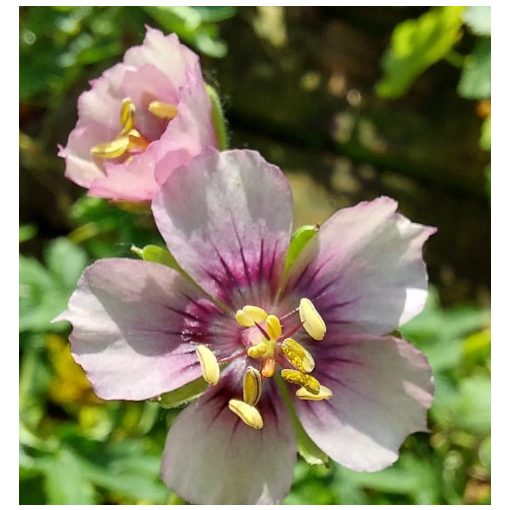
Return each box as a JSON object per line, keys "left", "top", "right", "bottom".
{"left": 457, "top": 38, "right": 491, "bottom": 100}
{"left": 284, "top": 224, "right": 319, "bottom": 273}
{"left": 43, "top": 450, "right": 96, "bottom": 504}
{"left": 463, "top": 6, "right": 491, "bottom": 36}
{"left": 376, "top": 7, "right": 464, "bottom": 99}
{"left": 156, "top": 377, "right": 208, "bottom": 409}
{"left": 19, "top": 224, "right": 37, "bottom": 243}
{"left": 45, "top": 237, "right": 88, "bottom": 289}
{"left": 480, "top": 115, "right": 491, "bottom": 151}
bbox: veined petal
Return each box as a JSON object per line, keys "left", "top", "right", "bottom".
{"left": 294, "top": 334, "right": 433, "bottom": 472}
{"left": 54, "top": 259, "right": 234, "bottom": 400}
{"left": 286, "top": 197, "right": 436, "bottom": 336}
{"left": 160, "top": 362, "right": 296, "bottom": 504}
{"left": 153, "top": 150, "right": 294, "bottom": 307}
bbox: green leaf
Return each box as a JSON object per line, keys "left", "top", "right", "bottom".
{"left": 156, "top": 377, "right": 208, "bottom": 409}
{"left": 463, "top": 6, "right": 491, "bottom": 36}
{"left": 284, "top": 224, "right": 319, "bottom": 273}
{"left": 45, "top": 237, "right": 88, "bottom": 289}
{"left": 457, "top": 38, "right": 491, "bottom": 100}
{"left": 19, "top": 224, "right": 37, "bottom": 243}
{"left": 480, "top": 115, "right": 491, "bottom": 151}
{"left": 376, "top": 7, "right": 464, "bottom": 99}
{"left": 43, "top": 450, "right": 96, "bottom": 504}
{"left": 453, "top": 375, "right": 491, "bottom": 434}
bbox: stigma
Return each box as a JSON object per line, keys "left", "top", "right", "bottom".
{"left": 227, "top": 298, "right": 332, "bottom": 430}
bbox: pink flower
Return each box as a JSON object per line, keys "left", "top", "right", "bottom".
{"left": 57, "top": 150, "right": 435, "bottom": 504}
{"left": 59, "top": 27, "right": 217, "bottom": 202}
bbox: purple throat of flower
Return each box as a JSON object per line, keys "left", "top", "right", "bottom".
{"left": 90, "top": 97, "right": 178, "bottom": 163}
{"left": 196, "top": 298, "right": 330, "bottom": 431}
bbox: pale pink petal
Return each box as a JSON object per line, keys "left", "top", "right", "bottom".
{"left": 294, "top": 334, "right": 433, "bottom": 472}
{"left": 161, "top": 362, "right": 296, "bottom": 504}
{"left": 152, "top": 150, "right": 293, "bottom": 307}
{"left": 286, "top": 197, "right": 436, "bottom": 336}
{"left": 55, "top": 259, "right": 235, "bottom": 400}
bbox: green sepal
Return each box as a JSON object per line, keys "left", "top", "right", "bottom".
{"left": 154, "top": 378, "right": 208, "bottom": 409}
{"left": 131, "top": 244, "right": 180, "bottom": 271}
{"left": 206, "top": 84, "right": 229, "bottom": 150}
{"left": 284, "top": 224, "right": 319, "bottom": 274}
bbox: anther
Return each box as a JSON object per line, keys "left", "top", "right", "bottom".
{"left": 148, "top": 101, "right": 179, "bottom": 120}
{"left": 228, "top": 399, "right": 264, "bottom": 429}
{"left": 281, "top": 338, "right": 315, "bottom": 373}
{"left": 265, "top": 315, "right": 282, "bottom": 340}
{"left": 90, "top": 136, "right": 130, "bottom": 159}
{"left": 296, "top": 384, "right": 333, "bottom": 401}
{"left": 235, "top": 305, "right": 268, "bottom": 327}
{"left": 126, "top": 129, "right": 149, "bottom": 151}
{"left": 281, "top": 368, "right": 321, "bottom": 394}
{"left": 247, "top": 342, "right": 268, "bottom": 358}
{"left": 196, "top": 345, "right": 220, "bottom": 385}
{"left": 243, "top": 367, "right": 262, "bottom": 406}
{"left": 120, "top": 98, "right": 136, "bottom": 135}
{"left": 299, "top": 298, "right": 327, "bottom": 341}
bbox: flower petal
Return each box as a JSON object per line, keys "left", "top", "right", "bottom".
{"left": 160, "top": 362, "right": 296, "bottom": 504}
{"left": 153, "top": 150, "right": 293, "bottom": 307}
{"left": 294, "top": 334, "right": 433, "bottom": 472}
{"left": 286, "top": 197, "right": 436, "bottom": 336}
{"left": 56, "top": 258, "right": 233, "bottom": 400}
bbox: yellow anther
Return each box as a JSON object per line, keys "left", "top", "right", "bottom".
{"left": 120, "top": 97, "right": 136, "bottom": 135}
{"left": 265, "top": 315, "right": 282, "bottom": 340}
{"left": 243, "top": 367, "right": 262, "bottom": 406}
{"left": 148, "top": 100, "right": 179, "bottom": 120}
{"left": 235, "top": 305, "right": 268, "bottom": 327}
{"left": 228, "top": 399, "right": 264, "bottom": 429}
{"left": 90, "top": 136, "right": 130, "bottom": 159}
{"left": 196, "top": 345, "right": 220, "bottom": 386}
{"left": 281, "top": 369, "right": 321, "bottom": 394}
{"left": 281, "top": 338, "right": 315, "bottom": 373}
{"left": 299, "top": 298, "right": 327, "bottom": 341}
{"left": 247, "top": 342, "right": 268, "bottom": 359}
{"left": 296, "top": 384, "right": 333, "bottom": 401}
{"left": 261, "top": 358, "right": 276, "bottom": 378}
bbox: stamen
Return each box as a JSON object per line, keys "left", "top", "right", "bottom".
{"left": 235, "top": 305, "right": 268, "bottom": 327}
{"left": 265, "top": 315, "right": 282, "bottom": 340}
{"left": 228, "top": 399, "right": 264, "bottom": 429}
{"left": 127, "top": 129, "right": 150, "bottom": 151}
{"left": 299, "top": 298, "right": 327, "bottom": 341}
{"left": 196, "top": 345, "right": 220, "bottom": 385}
{"left": 281, "top": 338, "right": 315, "bottom": 373}
{"left": 247, "top": 342, "right": 268, "bottom": 358}
{"left": 148, "top": 101, "right": 179, "bottom": 120}
{"left": 90, "top": 136, "right": 130, "bottom": 159}
{"left": 281, "top": 368, "right": 321, "bottom": 394}
{"left": 243, "top": 367, "right": 262, "bottom": 406}
{"left": 120, "top": 98, "right": 136, "bottom": 135}
{"left": 261, "top": 358, "right": 276, "bottom": 378}
{"left": 296, "top": 384, "right": 333, "bottom": 401}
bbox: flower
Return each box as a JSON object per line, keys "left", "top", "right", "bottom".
{"left": 59, "top": 27, "right": 217, "bottom": 202}
{"left": 57, "top": 149, "right": 436, "bottom": 504}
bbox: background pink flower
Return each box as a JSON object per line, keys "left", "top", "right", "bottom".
{"left": 59, "top": 27, "right": 217, "bottom": 202}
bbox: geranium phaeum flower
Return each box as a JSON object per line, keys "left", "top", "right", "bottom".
{"left": 57, "top": 150, "right": 436, "bottom": 504}
{"left": 59, "top": 27, "right": 216, "bottom": 202}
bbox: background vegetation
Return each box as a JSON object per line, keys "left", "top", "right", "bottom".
{"left": 20, "top": 6, "right": 490, "bottom": 504}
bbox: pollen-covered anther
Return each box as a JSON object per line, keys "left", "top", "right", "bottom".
{"left": 247, "top": 342, "right": 268, "bottom": 359}
{"left": 281, "top": 338, "right": 315, "bottom": 373}
{"left": 243, "top": 367, "right": 262, "bottom": 406}
{"left": 196, "top": 345, "right": 220, "bottom": 386}
{"left": 296, "top": 384, "right": 333, "bottom": 401}
{"left": 281, "top": 368, "right": 321, "bottom": 395}
{"left": 228, "top": 399, "right": 264, "bottom": 429}
{"left": 235, "top": 305, "right": 268, "bottom": 327}
{"left": 148, "top": 100, "right": 179, "bottom": 120}
{"left": 299, "top": 298, "right": 327, "bottom": 341}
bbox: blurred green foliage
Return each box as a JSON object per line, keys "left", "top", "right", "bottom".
{"left": 20, "top": 6, "right": 490, "bottom": 505}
